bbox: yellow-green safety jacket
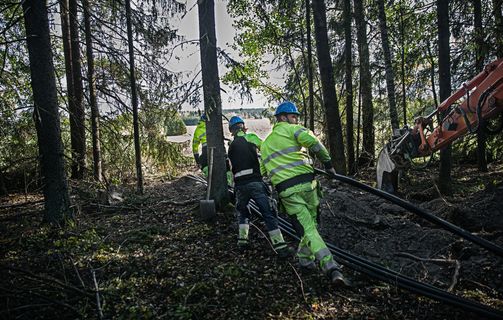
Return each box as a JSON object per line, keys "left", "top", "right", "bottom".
{"left": 260, "top": 122, "right": 332, "bottom": 192}
{"left": 240, "top": 130, "right": 262, "bottom": 148}
{"left": 192, "top": 120, "right": 207, "bottom": 154}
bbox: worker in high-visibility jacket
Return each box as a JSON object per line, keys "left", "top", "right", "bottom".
{"left": 192, "top": 113, "right": 233, "bottom": 185}
{"left": 260, "top": 101, "right": 348, "bottom": 285}
{"left": 192, "top": 114, "right": 209, "bottom": 175}
{"left": 227, "top": 116, "right": 293, "bottom": 257}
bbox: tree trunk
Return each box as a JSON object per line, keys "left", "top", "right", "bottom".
{"left": 343, "top": 0, "right": 355, "bottom": 174}
{"left": 287, "top": 48, "right": 307, "bottom": 119}
{"left": 22, "top": 0, "right": 72, "bottom": 224}
{"left": 376, "top": 0, "right": 399, "bottom": 131}
{"left": 0, "top": 170, "right": 7, "bottom": 196}
{"left": 437, "top": 0, "right": 452, "bottom": 195}
{"left": 59, "top": 0, "right": 76, "bottom": 160}
{"left": 312, "top": 0, "right": 347, "bottom": 175}
{"left": 399, "top": 0, "right": 407, "bottom": 126}
{"left": 301, "top": 27, "right": 308, "bottom": 129}
{"left": 198, "top": 0, "right": 230, "bottom": 207}
{"left": 473, "top": 0, "right": 487, "bottom": 172}
{"left": 426, "top": 41, "right": 439, "bottom": 108}
{"left": 354, "top": 0, "right": 374, "bottom": 165}
{"left": 125, "top": 0, "right": 144, "bottom": 194}
{"left": 83, "top": 0, "right": 103, "bottom": 181}
{"left": 356, "top": 74, "right": 362, "bottom": 162}
{"left": 306, "top": 0, "right": 315, "bottom": 132}
{"left": 69, "top": 0, "right": 86, "bottom": 179}
{"left": 494, "top": 0, "right": 503, "bottom": 58}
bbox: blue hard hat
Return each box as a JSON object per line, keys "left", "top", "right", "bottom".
{"left": 200, "top": 114, "right": 207, "bottom": 121}
{"left": 274, "top": 101, "right": 300, "bottom": 116}
{"left": 229, "top": 116, "right": 244, "bottom": 130}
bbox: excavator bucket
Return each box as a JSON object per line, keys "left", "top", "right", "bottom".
{"left": 376, "top": 144, "right": 399, "bottom": 194}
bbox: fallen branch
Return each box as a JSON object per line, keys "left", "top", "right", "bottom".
{"left": 0, "top": 286, "right": 82, "bottom": 316}
{"left": 87, "top": 203, "right": 136, "bottom": 210}
{"left": 395, "top": 252, "right": 460, "bottom": 292}
{"left": 155, "top": 198, "right": 198, "bottom": 206}
{"left": 325, "top": 201, "right": 337, "bottom": 218}
{"left": 91, "top": 269, "right": 104, "bottom": 320}
{"left": 249, "top": 222, "right": 307, "bottom": 303}
{"left": 464, "top": 279, "right": 497, "bottom": 293}
{"left": 183, "top": 283, "right": 197, "bottom": 307}
{"left": 1, "top": 266, "right": 94, "bottom": 299}
{"left": 0, "top": 199, "right": 44, "bottom": 209}
{"left": 395, "top": 252, "right": 457, "bottom": 264}
{"left": 431, "top": 179, "right": 454, "bottom": 207}
{"left": 0, "top": 303, "right": 51, "bottom": 313}
{"left": 69, "top": 256, "right": 86, "bottom": 289}
{"left": 29, "top": 290, "right": 82, "bottom": 315}
{"left": 287, "top": 261, "right": 307, "bottom": 304}
{"left": 448, "top": 260, "right": 461, "bottom": 292}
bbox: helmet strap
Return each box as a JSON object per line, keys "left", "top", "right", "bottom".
{"left": 230, "top": 123, "right": 245, "bottom": 135}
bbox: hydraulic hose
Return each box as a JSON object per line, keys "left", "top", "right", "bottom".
{"left": 314, "top": 169, "right": 503, "bottom": 258}
{"left": 476, "top": 77, "right": 503, "bottom": 133}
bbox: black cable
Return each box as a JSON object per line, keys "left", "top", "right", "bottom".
{"left": 246, "top": 200, "right": 503, "bottom": 319}
{"left": 314, "top": 168, "right": 503, "bottom": 258}
{"left": 187, "top": 174, "right": 503, "bottom": 318}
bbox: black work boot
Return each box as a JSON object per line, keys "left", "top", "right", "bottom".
{"left": 299, "top": 261, "right": 317, "bottom": 274}
{"left": 275, "top": 245, "right": 295, "bottom": 258}
{"left": 330, "top": 269, "right": 350, "bottom": 287}
{"left": 237, "top": 239, "right": 250, "bottom": 252}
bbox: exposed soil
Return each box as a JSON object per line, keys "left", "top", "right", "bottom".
{"left": 0, "top": 161, "right": 502, "bottom": 319}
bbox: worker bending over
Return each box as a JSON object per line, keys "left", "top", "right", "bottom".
{"left": 227, "top": 116, "right": 293, "bottom": 257}
{"left": 260, "top": 101, "right": 348, "bottom": 285}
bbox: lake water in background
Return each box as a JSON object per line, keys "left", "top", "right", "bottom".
{"left": 166, "top": 118, "right": 272, "bottom": 155}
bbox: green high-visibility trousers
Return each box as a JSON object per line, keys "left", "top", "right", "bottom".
{"left": 279, "top": 180, "right": 336, "bottom": 272}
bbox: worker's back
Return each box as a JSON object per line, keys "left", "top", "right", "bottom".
{"left": 228, "top": 131, "right": 262, "bottom": 186}
{"left": 261, "top": 122, "right": 313, "bottom": 186}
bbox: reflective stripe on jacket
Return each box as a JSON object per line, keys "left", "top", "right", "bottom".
{"left": 260, "top": 122, "right": 331, "bottom": 186}
{"left": 192, "top": 120, "right": 207, "bottom": 154}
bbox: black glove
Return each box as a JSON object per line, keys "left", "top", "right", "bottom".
{"left": 323, "top": 161, "right": 336, "bottom": 176}
{"left": 326, "top": 167, "right": 337, "bottom": 176}
{"left": 193, "top": 153, "right": 200, "bottom": 165}
{"left": 262, "top": 181, "right": 272, "bottom": 196}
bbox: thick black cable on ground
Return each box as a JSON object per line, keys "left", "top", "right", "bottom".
{"left": 246, "top": 200, "right": 503, "bottom": 319}
{"left": 187, "top": 174, "right": 503, "bottom": 318}
{"left": 314, "top": 168, "right": 503, "bottom": 258}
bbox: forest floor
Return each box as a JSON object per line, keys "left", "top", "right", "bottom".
{"left": 0, "top": 160, "right": 502, "bottom": 319}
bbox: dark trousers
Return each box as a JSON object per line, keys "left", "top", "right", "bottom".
{"left": 235, "top": 181, "right": 278, "bottom": 231}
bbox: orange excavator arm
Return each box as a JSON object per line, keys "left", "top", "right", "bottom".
{"left": 377, "top": 58, "right": 503, "bottom": 192}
